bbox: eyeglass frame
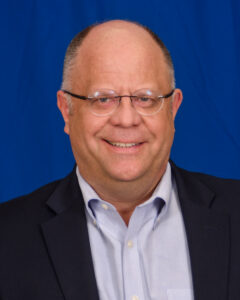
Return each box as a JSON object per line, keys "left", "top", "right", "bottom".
{"left": 62, "top": 88, "right": 175, "bottom": 116}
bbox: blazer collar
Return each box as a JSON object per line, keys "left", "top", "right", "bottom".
{"left": 171, "top": 161, "right": 230, "bottom": 300}
{"left": 41, "top": 167, "right": 99, "bottom": 300}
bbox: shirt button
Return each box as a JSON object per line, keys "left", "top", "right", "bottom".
{"left": 101, "top": 203, "right": 108, "bottom": 210}
{"left": 127, "top": 240, "right": 133, "bottom": 248}
{"left": 93, "top": 220, "right": 97, "bottom": 226}
{"left": 132, "top": 296, "right": 139, "bottom": 300}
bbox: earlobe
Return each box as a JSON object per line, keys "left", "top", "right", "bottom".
{"left": 172, "top": 89, "right": 183, "bottom": 120}
{"left": 57, "top": 90, "right": 70, "bottom": 135}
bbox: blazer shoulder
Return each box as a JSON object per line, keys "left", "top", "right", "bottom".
{"left": 172, "top": 163, "right": 240, "bottom": 211}
{"left": 181, "top": 168, "right": 240, "bottom": 195}
{"left": 0, "top": 179, "right": 60, "bottom": 225}
{"left": 1, "top": 179, "right": 59, "bottom": 208}
{"left": 0, "top": 167, "right": 76, "bottom": 226}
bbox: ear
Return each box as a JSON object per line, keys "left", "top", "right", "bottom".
{"left": 171, "top": 88, "right": 183, "bottom": 120}
{"left": 57, "top": 90, "right": 70, "bottom": 135}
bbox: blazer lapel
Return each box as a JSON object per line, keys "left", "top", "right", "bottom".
{"left": 41, "top": 169, "right": 99, "bottom": 300}
{"left": 171, "top": 163, "right": 230, "bottom": 300}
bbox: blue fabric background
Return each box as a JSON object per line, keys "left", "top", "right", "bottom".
{"left": 1, "top": 0, "right": 240, "bottom": 203}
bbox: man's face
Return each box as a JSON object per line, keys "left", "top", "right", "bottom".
{"left": 58, "top": 24, "right": 182, "bottom": 187}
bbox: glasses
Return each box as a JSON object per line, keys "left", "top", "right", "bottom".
{"left": 62, "top": 88, "right": 175, "bottom": 116}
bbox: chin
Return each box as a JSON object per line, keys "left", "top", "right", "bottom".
{"left": 107, "top": 166, "right": 147, "bottom": 183}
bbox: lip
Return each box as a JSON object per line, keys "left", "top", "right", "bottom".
{"left": 103, "top": 139, "right": 144, "bottom": 153}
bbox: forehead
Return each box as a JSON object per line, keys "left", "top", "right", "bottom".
{"left": 71, "top": 22, "right": 171, "bottom": 92}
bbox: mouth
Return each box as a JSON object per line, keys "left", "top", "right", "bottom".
{"left": 104, "top": 140, "right": 143, "bottom": 148}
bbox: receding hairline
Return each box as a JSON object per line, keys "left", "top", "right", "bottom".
{"left": 61, "top": 20, "right": 175, "bottom": 90}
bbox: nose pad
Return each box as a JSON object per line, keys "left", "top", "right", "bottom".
{"left": 118, "top": 96, "right": 134, "bottom": 109}
{"left": 110, "top": 96, "right": 141, "bottom": 127}
{"left": 117, "top": 96, "right": 139, "bottom": 116}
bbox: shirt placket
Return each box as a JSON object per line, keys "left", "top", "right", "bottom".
{"left": 123, "top": 208, "right": 146, "bottom": 300}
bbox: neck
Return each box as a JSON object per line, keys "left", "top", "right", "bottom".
{"left": 93, "top": 181, "right": 155, "bottom": 225}
{"left": 79, "top": 163, "right": 168, "bottom": 225}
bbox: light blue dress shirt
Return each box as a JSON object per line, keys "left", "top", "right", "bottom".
{"left": 76, "top": 163, "right": 194, "bottom": 300}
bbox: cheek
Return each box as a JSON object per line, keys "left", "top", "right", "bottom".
{"left": 149, "top": 116, "right": 175, "bottom": 149}
{"left": 152, "top": 111, "right": 173, "bottom": 131}
{"left": 69, "top": 113, "right": 106, "bottom": 151}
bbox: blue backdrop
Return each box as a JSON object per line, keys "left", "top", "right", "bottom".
{"left": 1, "top": 0, "right": 240, "bottom": 203}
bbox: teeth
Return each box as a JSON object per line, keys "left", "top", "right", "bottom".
{"left": 108, "top": 141, "right": 139, "bottom": 148}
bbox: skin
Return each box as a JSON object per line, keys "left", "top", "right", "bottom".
{"left": 57, "top": 21, "right": 183, "bottom": 225}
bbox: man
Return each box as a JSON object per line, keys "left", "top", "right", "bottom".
{"left": 0, "top": 20, "right": 240, "bottom": 300}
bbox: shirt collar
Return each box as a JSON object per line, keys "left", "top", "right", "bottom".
{"left": 76, "top": 162, "right": 172, "bottom": 229}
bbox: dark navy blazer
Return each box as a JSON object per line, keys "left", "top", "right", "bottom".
{"left": 0, "top": 162, "right": 240, "bottom": 300}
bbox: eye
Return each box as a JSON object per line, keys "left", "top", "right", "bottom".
{"left": 134, "top": 96, "right": 156, "bottom": 107}
{"left": 97, "top": 97, "right": 111, "bottom": 103}
{"left": 95, "top": 96, "right": 117, "bottom": 104}
{"left": 138, "top": 96, "right": 152, "bottom": 102}
{"left": 91, "top": 96, "right": 116, "bottom": 108}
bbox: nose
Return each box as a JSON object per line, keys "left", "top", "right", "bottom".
{"left": 109, "top": 96, "right": 142, "bottom": 127}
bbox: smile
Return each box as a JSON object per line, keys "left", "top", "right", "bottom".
{"left": 105, "top": 140, "right": 141, "bottom": 148}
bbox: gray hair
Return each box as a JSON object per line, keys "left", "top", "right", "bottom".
{"left": 61, "top": 21, "right": 176, "bottom": 104}
{"left": 61, "top": 24, "right": 96, "bottom": 91}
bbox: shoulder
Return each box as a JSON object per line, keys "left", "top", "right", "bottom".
{"left": 0, "top": 180, "right": 60, "bottom": 227}
{"left": 171, "top": 161, "right": 240, "bottom": 212}
{"left": 177, "top": 165, "right": 240, "bottom": 196}
{"left": 0, "top": 166, "right": 77, "bottom": 227}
